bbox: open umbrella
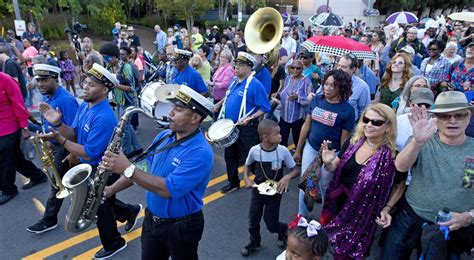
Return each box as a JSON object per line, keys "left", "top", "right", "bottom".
{"left": 385, "top": 11, "right": 418, "bottom": 24}
{"left": 309, "top": 12, "right": 344, "bottom": 28}
{"left": 302, "top": 36, "right": 376, "bottom": 60}
{"left": 448, "top": 12, "right": 474, "bottom": 22}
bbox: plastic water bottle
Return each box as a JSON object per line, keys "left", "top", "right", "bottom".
{"left": 436, "top": 208, "right": 451, "bottom": 241}
{"left": 436, "top": 208, "right": 451, "bottom": 223}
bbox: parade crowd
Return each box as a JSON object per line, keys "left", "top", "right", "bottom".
{"left": 0, "top": 10, "right": 473, "bottom": 260}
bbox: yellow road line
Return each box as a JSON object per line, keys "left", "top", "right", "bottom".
{"left": 72, "top": 176, "right": 255, "bottom": 259}
{"left": 23, "top": 144, "right": 294, "bottom": 259}
{"left": 32, "top": 198, "right": 45, "bottom": 215}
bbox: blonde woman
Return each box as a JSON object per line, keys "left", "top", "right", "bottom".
{"left": 320, "top": 103, "right": 406, "bottom": 259}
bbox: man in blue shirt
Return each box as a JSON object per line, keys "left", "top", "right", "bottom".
{"left": 102, "top": 85, "right": 215, "bottom": 260}
{"left": 252, "top": 52, "right": 272, "bottom": 95}
{"left": 26, "top": 64, "right": 78, "bottom": 234}
{"left": 357, "top": 61, "right": 380, "bottom": 100}
{"left": 39, "top": 63, "right": 141, "bottom": 259}
{"left": 154, "top": 25, "right": 167, "bottom": 54}
{"left": 215, "top": 52, "right": 271, "bottom": 193}
{"left": 170, "top": 48, "right": 208, "bottom": 95}
{"left": 336, "top": 53, "right": 370, "bottom": 121}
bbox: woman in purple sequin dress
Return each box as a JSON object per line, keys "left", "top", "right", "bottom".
{"left": 319, "top": 103, "right": 407, "bottom": 259}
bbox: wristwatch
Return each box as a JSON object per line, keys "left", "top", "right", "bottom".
{"left": 124, "top": 164, "right": 136, "bottom": 179}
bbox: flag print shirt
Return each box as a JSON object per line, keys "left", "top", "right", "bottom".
{"left": 306, "top": 95, "right": 355, "bottom": 151}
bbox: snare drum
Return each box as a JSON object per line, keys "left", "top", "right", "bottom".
{"left": 139, "top": 82, "right": 178, "bottom": 122}
{"left": 207, "top": 119, "right": 239, "bottom": 148}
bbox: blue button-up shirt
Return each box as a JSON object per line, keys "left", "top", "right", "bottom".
{"left": 42, "top": 86, "right": 78, "bottom": 138}
{"left": 155, "top": 30, "right": 167, "bottom": 53}
{"left": 170, "top": 65, "right": 208, "bottom": 94}
{"left": 359, "top": 64, "right": 379, "bottom": 95}
{"left": 349, "top": 75, "right": 371, "bottom": 121}
{"left": 71, "top": 99, "right": 117, "bottom": 166}
{"left": 224, "top": 77, "right": 270, "bottom": 123}
{"left": 146, "top": 129, "right": 213, "bottom": 218}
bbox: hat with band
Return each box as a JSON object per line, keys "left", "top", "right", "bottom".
{"left": 428, "top": 91, "right": 474, "bottom": 113}
{"left": 410, "top": 88, "right": 434, "bottom": 107}
{"left": 167, "top": 85, "right": 214, "bottom": 117}
{"left": 235, "top": 52, "right": 256, "bottom": 67}
{"left": 86, "top": 63, "right": 119, "bottom": 89}
{"left": 173, "top": 48, "right": 193, "bottom": 60}
{"left": 33, "top": 64, "right": 61, "bottom": 79}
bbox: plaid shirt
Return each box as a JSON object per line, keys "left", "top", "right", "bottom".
{"left": 420, "top": 56, "right": 451, "bottom": 87}
{"left": 280, "top": 76, "right": 313, "bottom": 123}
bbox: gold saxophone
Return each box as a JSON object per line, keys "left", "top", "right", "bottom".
{"left": 30, "top": 136, "right": 71, "bottom": 199}
{"left": 61, "top": 106, "right": 151, "bottom": 233}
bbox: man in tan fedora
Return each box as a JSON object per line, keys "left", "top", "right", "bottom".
{"left": 382, "top": 91, "right": 474, "bottom": 258}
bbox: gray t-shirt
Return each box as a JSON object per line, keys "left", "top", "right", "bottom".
{"left": 245, "top": 144, "right": 296, "bottom": 184}
{"left": 406, "top": 134, "right": 474, "bottom": 222}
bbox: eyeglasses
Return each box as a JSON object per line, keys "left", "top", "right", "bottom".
{"left": 435, "top": 113, "right": 469, "bottom": 120}
{"left": 391, "top": 60, "right": 404, "bottom": 65}
{"left": 291, "top": 66, "right": 302, "bottom": 70}
{"left": 362, "top": 116, "right": 386, "bottom": 126}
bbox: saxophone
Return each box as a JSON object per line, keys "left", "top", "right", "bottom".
{"left": 62, "top": 106, "right": 151, "bottom": 233}
{"left": 30, "top": 136, "right": 71, "bottom": 199}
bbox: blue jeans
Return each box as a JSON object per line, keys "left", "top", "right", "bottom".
{"left": 117, "top": 105, "right": 141, "bottom": 155}
{"left": 381, "top": 207, "right": 465, "bottom": 260}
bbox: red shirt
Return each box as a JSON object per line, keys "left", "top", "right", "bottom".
{"left": 0, "top": 72, "right": 29, "bottom": 136}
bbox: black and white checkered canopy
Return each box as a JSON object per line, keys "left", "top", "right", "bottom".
{"left": 302, "top": 36, "right": 377, "bottom": 60}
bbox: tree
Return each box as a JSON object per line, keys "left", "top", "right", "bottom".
{"left": 154, "top": 0, "right": 213, "bottom": 30}
{"left": 218, "top": 0, "right": 229, "bottom": 21}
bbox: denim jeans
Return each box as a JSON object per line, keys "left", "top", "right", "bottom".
{"left": 117, "top": 105, "right": 141, "bottom": 155}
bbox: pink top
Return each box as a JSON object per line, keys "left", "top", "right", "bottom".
{"left": 212, "top": 63, "right": 234, "bottom": 101}
{"left": 22, "top": 46, "right": 38, "bottom": 68}
{"left": 0, "top": 73, "right": 29, "bottom": 137}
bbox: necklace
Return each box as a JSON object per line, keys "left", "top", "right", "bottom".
{"left": 366, "top": 139, "right": 375, "bottom": 147}
{"left": 259, "top": 144, "right": 280, "bottom": 181}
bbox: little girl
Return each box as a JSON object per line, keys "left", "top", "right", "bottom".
{"left": 282, "top": 215, "right": 329, "bottom": 260}
{"left": 59, "top": 51, "right": 76, "bottom": 96}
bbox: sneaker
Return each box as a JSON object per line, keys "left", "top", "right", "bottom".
{"left": 240, "top": 243, "right": 261, "bottom": 257}
{"left": 94, "top": 241, "right": 127, "bottom": 259}
{"left": 26, "top": 220, "right": 57, "bottom": 234}
{"left": 0, "top": 191, "right": 19, "bottom": 205}
{"left": 277, "top": 232, "right": 288, "bottom": 248}
{"left": 220, "top": 183, "right": 240, "bottom": 194}
{"left": 124, "top": 204, "right": 142, "bottom": 233}
{"left": 22, "top": 177, "right": 47, "bottom": 190}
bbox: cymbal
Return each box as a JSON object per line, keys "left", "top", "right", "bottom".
{"left": 155, "top": 84, "right": 180, "bottom": 103}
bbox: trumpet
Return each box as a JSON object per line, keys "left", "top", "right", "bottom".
{"left": 30, "top": 135, "right": 71, "bottom": 199}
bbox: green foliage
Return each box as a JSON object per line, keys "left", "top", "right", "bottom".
{"left": 0, "top": 1, "right": 14, "bottom": 18}
{"left": 129, "top": 13, "right": 162, "bottom": 28}
{"left": 154, "top": 0, "right": 214, "bottom": 29}
{"left": 87, "top": 0, "right": 127, "bottom": 37}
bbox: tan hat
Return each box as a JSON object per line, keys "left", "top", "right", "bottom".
{"left": 399, "top": 45, "right": 415, "bottom": 55}
{"left": 410, "top": 88, "right": 434, "bottom": 107}
{"left": 428, "top": 91, "right": 474, "bottom": 113}
{"left": 127, "top": 26, "right": 135, "bottom": 31}
{"left": 211, "top": 25, "right": 219, "bottom": 30}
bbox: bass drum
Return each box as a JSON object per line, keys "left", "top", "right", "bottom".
{"left": 139, "top": 82, "right": 179, "bottom": 124}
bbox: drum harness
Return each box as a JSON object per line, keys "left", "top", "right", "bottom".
{"left": 217, "top": 72, "right": 256, "bottom": 122}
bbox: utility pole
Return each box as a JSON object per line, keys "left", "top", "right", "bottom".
{"left": 237, "top": 0, "right": 242, "bottom": 29}
{"left": 13, "top": 0, "right": 22, "bottom": 20}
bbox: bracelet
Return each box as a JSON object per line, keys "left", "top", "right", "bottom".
{"left": 62, "top": 138, "right": 68, "bottom": 146}
{"left": 53, "top": 121, "right": 63, "bottom": 128}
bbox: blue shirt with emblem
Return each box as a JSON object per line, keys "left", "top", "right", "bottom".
{"left": 71, "top": 99, "right": 117, "bottom": 166}
{"left": 42, "top": 86, "right": 78, "bottom": 137}
{"left": 170, "top": 65, "right": 208, "bottom": 94}
{"left": 146, "top": 129, "right": 213, "bottom": 218}
{"left": 224, "top": 77, "right": 271, "bottom": 123}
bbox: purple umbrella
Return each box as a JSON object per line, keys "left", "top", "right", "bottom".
{"left": 385, "top": 11, "right": 418, "bottom": 24}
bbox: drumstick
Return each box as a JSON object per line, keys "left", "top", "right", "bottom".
{"left": 222, "top": 108, "right": 257, "bottom": 130}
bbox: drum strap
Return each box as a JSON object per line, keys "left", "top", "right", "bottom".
{"left": 132, "top": 129, "right": 200, "bottom": 163}
{"left": 238, "top": 73, "right": 254, "bottom": 121}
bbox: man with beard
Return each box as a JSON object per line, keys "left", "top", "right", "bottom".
{"left": 39, "top": 63, "right": 142, "bottom": 259}
{"left": 389, "top": 27, "right": 427, "bottom": 58}
{"left": 26, "top": 64, "right": 78, "bottom": 233}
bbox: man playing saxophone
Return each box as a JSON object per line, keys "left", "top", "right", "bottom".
{"left": 26, "top": 64, "right": 79, "bottom": 234}
{"left": 39, "top": 63, "right": 141, "bottom": 259}
{"left": 102, "top": 85, "right": 215, "bottom": 260}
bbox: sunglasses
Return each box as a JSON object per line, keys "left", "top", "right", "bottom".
{"left": 291, "top": 66, "right": 302, "bottom": 70}
{"left": 362, "top": 116, "right": 386, "bottom": 126}
{"left": 435, "top": 113, "right": 469, "bottom": 120}
{"left": 391, "top": 60, "right": 404, "bottom": 65}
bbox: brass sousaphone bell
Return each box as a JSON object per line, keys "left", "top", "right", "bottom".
{"left": 244, "top": 7, "right": 284, "bottom": 55}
